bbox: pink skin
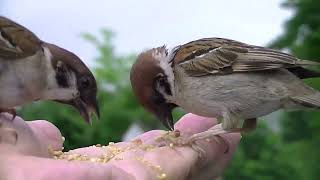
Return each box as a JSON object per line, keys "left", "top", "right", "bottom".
{"left": 0, "top": 113, "right": 240, "bottom": 180}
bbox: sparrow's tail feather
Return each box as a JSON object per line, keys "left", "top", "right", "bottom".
{"left": 287, "top": 67, "right": 320, "bottom": 79}
{"left": 291, "top": 93, "right": 320, "bottom": 109}
{"left": 298, "top": 59, "right": 320, "bottom": 66}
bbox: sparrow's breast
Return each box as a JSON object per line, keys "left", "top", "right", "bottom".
{"left": 173, "top": 68, "right": 312, "bottom": 119}
{"left": 0, "top": 51, "right": 47, "bottom": 108}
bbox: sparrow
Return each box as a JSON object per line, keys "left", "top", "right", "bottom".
{"left": 130, "top": 37, "right": 320, "bottom": 147}
{"left": 0, "top": 16, "right": 99, "bottom": 122}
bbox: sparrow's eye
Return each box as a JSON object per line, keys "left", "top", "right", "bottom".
{"left": 79, "top": 77, "right": 91, "bottom": 89}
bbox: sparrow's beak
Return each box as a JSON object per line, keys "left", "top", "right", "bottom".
{"left": 72, "top": 95, "right": 100, "bottom": 123}
{"left": 155, "top": 104, "right": 176, "bottom": 130}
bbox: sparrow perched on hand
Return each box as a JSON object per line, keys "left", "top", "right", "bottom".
{"left": 130, "top": 37, "right": 320, "bottom": 147}
{"left": 0, "top": 16, "right": 99, "bottom": 122}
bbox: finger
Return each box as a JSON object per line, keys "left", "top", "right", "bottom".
{"left": 196, "top": 133, "right": 240, "bottom": 179}
{"left": 28, "top": 120, "right": 63, "bottom": 151}
{"left": 133, "top": 130, "right": 164, "bottom": 144}
{"left": 0, "top": 115, "right": 60, "bottom": 157}
{"left": 175, "top": 113, "right": 218, "bottom": 134}
{"left": 2, "top": 155, "right": 134, "bottom": 180}
{"left": 174, "top": 114, "right": 241, "bottom": 178}
{"left": 133, "top": 113, "right": 218, "bottom": 144}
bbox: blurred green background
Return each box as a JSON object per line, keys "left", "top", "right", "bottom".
{"left": 3, "top": 0, "right": 320, "bottom": 179}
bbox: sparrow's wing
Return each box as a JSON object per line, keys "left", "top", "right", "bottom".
{"left": 172, "top": 38, "right": 317, "bottom": 76}
{"left": 0, "top": 16, "right": 42, "bottom": 60}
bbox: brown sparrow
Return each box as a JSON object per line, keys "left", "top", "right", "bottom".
{"left": 130, "top": 37, "right": 320, "bottom": 148}
{"left": 0, "top": 16, "right": 99, "bottom": 122}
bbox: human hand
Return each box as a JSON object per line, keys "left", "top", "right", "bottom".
{"left": 0, "top": 113, "right": 240, "bottom": 180}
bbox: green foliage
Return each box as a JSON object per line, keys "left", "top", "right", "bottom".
{"left": 20, "top": 30, "right": 162, "bottom": 150}
{"left": 270, "top": 0, "right": 320, "bottom": 62}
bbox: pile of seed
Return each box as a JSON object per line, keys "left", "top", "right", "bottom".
{"left": 48, "top": 136, "right": 177, "bottom": 180}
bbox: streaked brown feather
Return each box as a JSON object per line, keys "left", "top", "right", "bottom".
{"left": 0, "top": 16, "right": 42, "bottom": 59}
{"left": 172, "top": 38, "right": 320, "bottom": 76}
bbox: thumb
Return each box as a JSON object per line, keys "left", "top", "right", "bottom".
{"left": 28, "top": 120, "right": 64, "bottom": 152}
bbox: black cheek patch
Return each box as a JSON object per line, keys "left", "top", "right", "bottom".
{"left": 55, "top": 65, "right": 69, "bottom": 88}
{"left": 151, "top": 78, "right": 166, "bottom": 105}
{"left": 157, "top": 77, "right": 172, "bottom": 96}
{"left": 162, "top": 79, "right": 172, "bottom": 96}
{"left": 150, "top": 92, "right": 166, "bottom": 105}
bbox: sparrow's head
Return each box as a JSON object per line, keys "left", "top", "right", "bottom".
{"left": 130, "top": 46, "right": 177, "bottom": 130}
{"left": 44, "top": 43, "right": 99, "bottom": 123}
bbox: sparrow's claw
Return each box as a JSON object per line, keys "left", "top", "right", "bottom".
{"left": 190, "top": 142, "right": 206, "bottom": 159}
{"left": 154, "top": 130, "right": 207, "bottom": 159}
{"left": 154, "top": 127, "right": 231, "bottom": 159}
{"left": 0, "top": 108, "right": 16, "bottom": 120}
{"left": 155, "top": 130, "right": 181, "bottom": 146}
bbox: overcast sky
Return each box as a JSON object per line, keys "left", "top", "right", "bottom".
{"left": 1, "top": 0, "right": 292, "bottom": 66}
